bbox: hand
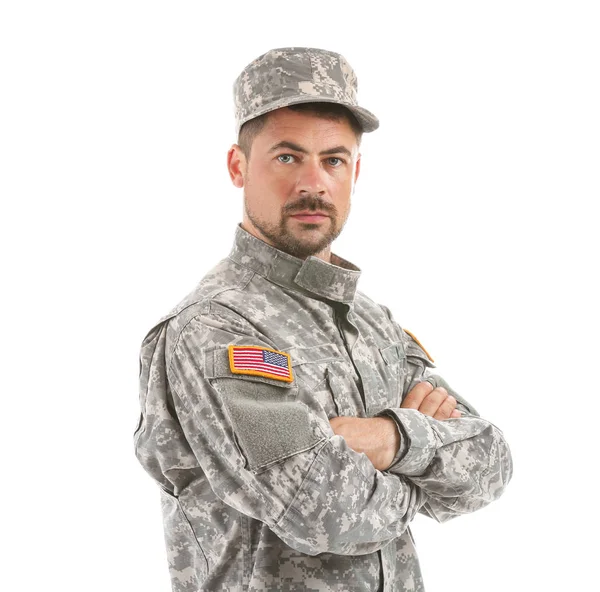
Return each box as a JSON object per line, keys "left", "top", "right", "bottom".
{"left": 401, "top": 381, "right": 461, "bottom": 420}
{"left": 329, "top": 416, "right": 400, "bottom": 471}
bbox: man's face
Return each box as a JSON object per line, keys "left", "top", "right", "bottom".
{"left": 228, "top": 107, "right": 361, "bottom": 260}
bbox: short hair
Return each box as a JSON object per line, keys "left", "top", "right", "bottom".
{"left": 237, "top": 102, "right": 363, "bottom": 160}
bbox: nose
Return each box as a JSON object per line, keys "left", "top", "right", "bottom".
{"left": 296, "top": 158, "right": 326, "bottom": 196}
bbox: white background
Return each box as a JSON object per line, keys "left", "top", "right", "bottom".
{"left": 1, "top": 1, "right": 598, "bottom": 590}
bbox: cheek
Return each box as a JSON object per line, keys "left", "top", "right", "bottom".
{"left": 328, "top": 167, "right": 353, "bottom": 188}
{"left": 331, "top": 178, "right": 353, "bottom": 210}
{"left": 271, "top": 174, "right": 294, "bottom": 194}
{"left": 249, "top": 164, "right": 293, "bottom": 194}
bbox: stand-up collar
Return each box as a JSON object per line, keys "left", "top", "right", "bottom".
{"left": 228, "top": 224, "right": 361, "bottom": 304}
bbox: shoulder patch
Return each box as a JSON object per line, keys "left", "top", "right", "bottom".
{"left": 228, "top": 345, "right": 294, "bottom": 382}
{"left": 404, "top": 329, "right": 435, "bottom": 363}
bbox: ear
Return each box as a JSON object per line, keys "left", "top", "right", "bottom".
{"left": 354, "top": 153, "right": 361, "bottom": 184}
{"left": 227, "top": 144, "right": 246, "bottom": 188}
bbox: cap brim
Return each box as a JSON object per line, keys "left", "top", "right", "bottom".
{"left": 236, "top": 96, "right": 379, "bottom": 134}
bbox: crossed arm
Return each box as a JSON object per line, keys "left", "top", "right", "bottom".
{"left": 330, "top": 376, "right": 512, "bottom": 522}
{"left": 330, "top": 381, "right": 461, "bottom": 471}
{"left": 162, "top": 309, "right": 512, "bottom": 555}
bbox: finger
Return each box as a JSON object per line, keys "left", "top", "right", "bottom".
{"left": 450, "top": 409, "right": 462, "bottom": 418}
{"left": 433, "top": 395, "right": 457, "bottom": 421}
{"left": 418, "top": 387, "right": 448, "bottom": 418}
{"left": 401, "top": 381, "right": 434, "bottom": 409}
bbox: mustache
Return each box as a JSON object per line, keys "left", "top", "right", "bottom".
{"left": 283, "top": 196, "right": 338, "bottom": 216}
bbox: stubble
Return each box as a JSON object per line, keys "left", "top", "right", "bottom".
{"left": 245, "top": 194, "right": 348, "bottom": 260}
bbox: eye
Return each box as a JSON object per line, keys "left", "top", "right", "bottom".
{"left": 277, "top": 154, "right": 295, "bottom": 164}
{"left": 327, "top": 157, "right": 344, "bottom": 167}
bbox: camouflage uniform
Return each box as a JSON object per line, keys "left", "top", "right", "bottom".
{"left": 134, "top": 224, "right": 513, "bottom": 591}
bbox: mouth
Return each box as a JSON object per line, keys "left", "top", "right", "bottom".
{"left": 289, "top": 211, "right": 330, "bottom": 223}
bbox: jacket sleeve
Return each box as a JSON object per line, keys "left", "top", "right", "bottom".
{"left": 162, "top": 309, "right": 430, "bottom": 557}
{"left": 376, "top": 313, "right": 513, "bottom": 523}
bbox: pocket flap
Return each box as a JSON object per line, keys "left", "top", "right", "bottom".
{"left": 379, "top": 341, "right": 406, "bottom": 365}
{"left": 286, "top": 343, "right": 344, "bottom": 367}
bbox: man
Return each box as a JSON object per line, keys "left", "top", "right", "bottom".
{"left": 134, "top": 47, "right": 513, "bottom": 592}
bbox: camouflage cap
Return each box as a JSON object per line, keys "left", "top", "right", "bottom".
{"left": 233, "top": 47, "right": 379, "bottom": 135}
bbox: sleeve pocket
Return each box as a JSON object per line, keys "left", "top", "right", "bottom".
{"left": 206, "top": 348, "right": 324, "bottom": 472}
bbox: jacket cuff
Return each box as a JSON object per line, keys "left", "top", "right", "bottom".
{"left": 376, "top": 408, "right": 439, "bottom": 476}
{"left": 380, "top": 415, "right": 410, "bottom": 469}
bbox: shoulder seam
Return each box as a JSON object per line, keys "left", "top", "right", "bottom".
{"left": 166, "top": 271, "right": 256, "bottom": 379}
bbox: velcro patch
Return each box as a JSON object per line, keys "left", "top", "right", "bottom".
{"left": 228, "top": 345, "right": 294, "bottom": 383}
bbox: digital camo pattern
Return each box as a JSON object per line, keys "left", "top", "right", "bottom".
{"left": 134, "top": 224, "right": 513, "bottom": 592}
{"left": 233, "top": 47, "right": 380, "bottom": 135}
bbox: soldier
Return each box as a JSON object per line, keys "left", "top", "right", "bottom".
{"left": 134, "top": 47, "right": 513, "bottom": 591}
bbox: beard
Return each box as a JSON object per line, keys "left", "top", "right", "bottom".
{"left": 245, "top": 194, "right": 347, "bottom": 259}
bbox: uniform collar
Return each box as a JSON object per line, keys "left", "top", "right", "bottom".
{"left": 228, "top": 224, "right": 361, "bottom": 304}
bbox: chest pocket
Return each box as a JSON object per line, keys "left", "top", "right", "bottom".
{"left": 205, "top": 347, "right": 324, "bottom": 473}
{"left": 287, "top": 343, "right": 348, "bottom": 421}
{"left": 403, "top": 338, "right": 437, "bottom": 395}
{"left": 376, "top": 341, "right": 408, "bottom": 408}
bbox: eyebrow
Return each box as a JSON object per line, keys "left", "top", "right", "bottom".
{"left": 268, "top": 141, "right": 352, "bottom": 158}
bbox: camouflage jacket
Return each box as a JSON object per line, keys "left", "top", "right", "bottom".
{"left": 134, "top": 224, "right": 512, "bottom": 592}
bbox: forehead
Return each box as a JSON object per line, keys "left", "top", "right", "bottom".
{"left": 255, "top": 107, "right": 358, "bottom": 151}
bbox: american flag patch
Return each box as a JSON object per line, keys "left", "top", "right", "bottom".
{"left": 228, "top": 345, "right": 293, "bottom": 383}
